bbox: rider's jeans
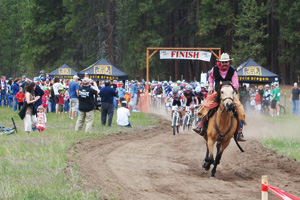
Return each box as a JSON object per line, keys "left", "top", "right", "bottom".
{"left": 132, "top": 93, "right": 137, "bottom": 110}
{"left": 292, "top": 100, "right": 299, "bottom": 116}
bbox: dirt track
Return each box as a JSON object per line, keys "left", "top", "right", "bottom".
{"left": 67, "top": 112, "right": 300, "bottom": 200}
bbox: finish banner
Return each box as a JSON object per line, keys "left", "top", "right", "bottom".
{"left": 160, "top": 50, "right": 212, "bottom": 62}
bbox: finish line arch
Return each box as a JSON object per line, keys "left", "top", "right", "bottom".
{"left": 146, "top": 47, "right": 221, "bottom": 88}
{"left": 140, "top": 47, "right": 221, "bottom": 112}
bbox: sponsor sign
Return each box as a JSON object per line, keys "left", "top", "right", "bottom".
{"left": 59, "top": 68, "right": 71, "bottom": 75}
{"left": 94, "top": 65, "right": 112, "bottom": 75}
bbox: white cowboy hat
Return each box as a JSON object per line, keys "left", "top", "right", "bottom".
{"left": 217, "top": 53, "right": 233, "bottom": 62}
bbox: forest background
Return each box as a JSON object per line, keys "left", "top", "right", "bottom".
{"left": 0, "top": 0, "right": 299, "bottom": 84}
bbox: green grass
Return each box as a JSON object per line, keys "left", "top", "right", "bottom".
{"left": 260, "top": 111, "right": 300, "bottom": 162}
{"left": 0, "top": 107, "right": 158, "bottom": 199}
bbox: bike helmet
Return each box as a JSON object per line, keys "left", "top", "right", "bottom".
{"left": 177, "top": 80, "right": 181, "bottom": 85}
{"left": 158, "top": 82, "right": 162, "bottom": 85}
{"left": 172, "top": 86, "right": 180, "bottom": 94}
{"left": 195, "top": 86, "right": 201, "bottom": 93}
{"left": 200, "top": 83, "right": 205, "bottom": 88}
{"left": 40, "top": 70, "right": 45, "bottom": 74}
{"left": 265, "top": 84, "right": 270, "bottom": 88}
{"left": 186, "top": 84, "right": 193, "bottom": 91}
{"left": 169, "top": 81, "right": 173, "bottom": 85}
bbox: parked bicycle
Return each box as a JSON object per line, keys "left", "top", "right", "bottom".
{"left": 261, "top": 97, "right": 286, "bottom": 116}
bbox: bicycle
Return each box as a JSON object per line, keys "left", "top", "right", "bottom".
{"left": 172, "top": 105, "right": 181, "bottom": 135}
{"left": 165, "top": 98, "right": 172, "bottom": 114}
{"left": 157, "top": 94, "right": 162, "bottom": 109}
{"left": 183, "top": 106, "right": 194, "bottom": 131}
{"left": 194, "top": 105, "right": 200, "bottom": 126}
{"left": 262, "top": 97, "right": 286, "bottom": 116}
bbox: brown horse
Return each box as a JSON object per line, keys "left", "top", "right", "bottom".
{"left": 202, "top": 84, "right": 239, "bottom": 178}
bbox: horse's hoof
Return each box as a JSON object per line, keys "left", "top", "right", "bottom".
{"left": 202, "top": 162, "right": 210, "bottom": 171}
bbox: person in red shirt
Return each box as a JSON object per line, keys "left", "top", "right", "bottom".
{"left": 15, "top": 87, "right": 25, "bottom": 111}
{"left": 58, "top": 90, "right": 65, "bottom": 114}
{"left": 42, "top": 90, "right": 50, "bottom": 113}
{"left": 255, "top": 89, "right": 261, "bottom": 114}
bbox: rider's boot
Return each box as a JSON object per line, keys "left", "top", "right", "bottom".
{"left": 237, "top": 120, "right": 246, "bottom": 142}
{"left": 193, "top": 117, "right": 207, "bottom": 136}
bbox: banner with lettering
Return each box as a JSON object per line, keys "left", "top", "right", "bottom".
{"left": 159, "top": 50, "right": 211, "bottom": 62}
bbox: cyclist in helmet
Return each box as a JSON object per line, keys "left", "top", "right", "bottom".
{"left": 194, "top": 86, "right": 203, "bottom": 105}
{"left": 152, "top": 82, "right": 163, "bottom": 107}
{"left": 183, "top": 84, "right": 198, "bottom": 115}
{"left": 165, "top": 86, "right": 186, "bottom": 120}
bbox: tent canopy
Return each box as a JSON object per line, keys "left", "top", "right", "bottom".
{"left": 80, "top": 58, "right": 128, "bottom": 80}
{"left": 237, "top": 59, "right": 279, "bottom": 83}
{"left": 49, "top": 64, "right": 78, "bottom": 79}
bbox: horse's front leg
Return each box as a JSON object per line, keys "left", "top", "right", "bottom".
{"left": 211, "top": 139, "right": 230, "bottom": 178}
{"left": 202, "top": 139, "right": 214, "bottom": 171}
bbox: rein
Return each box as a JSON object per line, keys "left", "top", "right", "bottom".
{"left": 214, "top": 112, "right": 234, "bottom": 143}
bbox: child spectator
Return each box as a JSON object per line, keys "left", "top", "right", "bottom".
{"left": 16, "top": 87, "right": 25, "bottom": 111}
{"left": 255, "top": 89, "right": 261, "bottom": 114}
{"left": 42, "top": 90, "right": 50, "bottom": 113}
{"left": 58, "top": 90, "right": 65, "bottom": 114}
{"left": 36, "top": 105, "right": 47, "bottom": 132}
{"left": 124, "top": 91, "right": 130, "bottom": 103}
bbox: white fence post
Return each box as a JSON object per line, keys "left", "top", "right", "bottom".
{"left": 262, "top": 175, "right": 268, "bottom": 200}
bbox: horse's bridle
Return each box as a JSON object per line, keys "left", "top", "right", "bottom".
{"left": 220, "top": 85, "right": 234, "bottom": 103}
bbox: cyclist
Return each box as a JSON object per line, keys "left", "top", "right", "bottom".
{"left": 194, "top": 86, "right": 203, "bottom": 105}
{"left": 165, "top": 86, "right": 186, "bottom": 121}
{"left": 153, "top": 82, "right": 163, "bottom": 107}
{"left": 200, "top": 83, "right": 208, "bottom": 99}
{"left": 183, "top": 84, "right": 198, "bottom": 115}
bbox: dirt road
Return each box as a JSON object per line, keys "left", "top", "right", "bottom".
{"left": 67, "top": 113, "right": 300, "bottom": 200}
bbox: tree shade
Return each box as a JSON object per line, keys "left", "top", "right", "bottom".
{"left": 80, "top": 58, "right": 128, "bottom": 80}
{"left": 237, "top": 59, "right": 279, "bottom": 83}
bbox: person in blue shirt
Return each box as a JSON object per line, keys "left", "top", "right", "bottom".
{"left": 131, "top": 80, "right": 139, "bottom": 112}
{"left": 118, "top": 84, "right": 126, "bottom": 102}
{"left": 12, "top": 78, "right": 20, "bottom": 112}
{"left": 100, "top": 81, "right": 117, "bottom": 126}
{"left": 69, "top": 75, "right": 80, "bottom": 120}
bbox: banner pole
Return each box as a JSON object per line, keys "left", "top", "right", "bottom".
{"left": 262, "top": 175, "right": 268, "bottom": 200}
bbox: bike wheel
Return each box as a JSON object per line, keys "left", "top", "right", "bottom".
{"left": 279, "top": 105, "right": 286, "bottom": 116}
{"left": 172, "top": 116, "right": 177, "bottom": 135}
{"left": 183, "top": 115, "right": 188, "bottom": 130}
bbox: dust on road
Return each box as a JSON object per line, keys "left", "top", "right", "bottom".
{"left": 67, "top": 111, "right": 300, "bottom": 200}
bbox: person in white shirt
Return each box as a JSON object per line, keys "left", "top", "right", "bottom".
{"left": 117, "top": 101, "right": 132, "bottom": 127}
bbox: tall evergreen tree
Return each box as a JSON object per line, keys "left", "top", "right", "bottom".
{"left": 231, "top": 0, "right": 268, "bottom": 67}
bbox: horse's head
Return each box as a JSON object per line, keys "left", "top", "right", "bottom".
{"left": 220, "top": 85, "right": 235, "bottom": 112}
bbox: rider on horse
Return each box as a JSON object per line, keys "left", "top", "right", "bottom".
{"left": 193, "top": 53, "right": 246, "bottom": 142}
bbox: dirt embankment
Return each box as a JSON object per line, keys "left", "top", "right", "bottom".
{"left": 67, "top": 113, "right": 300, "bottom": 200}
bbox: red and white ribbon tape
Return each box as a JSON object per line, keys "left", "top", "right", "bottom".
{"left": 262, "top": 184, "right": 300, "bottom": 200}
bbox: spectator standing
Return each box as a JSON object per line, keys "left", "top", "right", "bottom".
{"left": 0, "top": 76, "right": 7, "bottom": 106}
{"left": 100, "top": 81, "right": 117, "bottom": 126}
{"left": 69, "top": 75, "right": 80, "bottom": 120}
{"left": 7, "top": 79, "right": 13, "bottom": 107}
{"left": 36, "top": 105, "right": 47, "bottom": 132}
{"left": 271, "top": 83, "right": 280, "bottom": 116}
{"left": 16, "top": 87, "right": 25, "bottom": 111}
{"left": 131, "top": 80, "right": 139, "bottom": 112}
{"left": 34, "top": 77, "right": 44, "bottom": 112}
{"left": 290, "top": 82, "right": 300, "bottom": 116}
{"left": 58, "top": 90, "right": 65, "bottom": 114}
{"left": 255, "top": 90, "right": 261, "bottom": 114}
{"left": 21, "top": 82, "right": 40, "bottom": 133}
{"left": 20, "top": 75, "right": 29, "bottom": 93}
{"left": 75, "top": 78, "right": 99, "bottom": 133}
{"left": 110, "top": 80, "right": 118, "bottom": 110}
{"left": 52, "top": 77, "right": 63, "bottom": 114}
{"left": 12, "top": 78, "right": 20, "bottom": 112}
{"left": 118, "top": 84, "right": 126, "bottom": 102}
{"left": 64, "top": 88, "right": 69, "bottom": 113}
{"left": 117, "top": 101, "right": 132, "bottom": 127}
